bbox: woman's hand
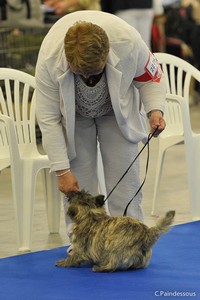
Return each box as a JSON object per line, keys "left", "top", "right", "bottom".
{"left": 148, "top": 110, "right": 166, "bottom": 137}
{"left": 56, "top": 170, "right": 80, "bottom": 194}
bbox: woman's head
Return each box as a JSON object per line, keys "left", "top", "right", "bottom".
{"left": 64, "top": 21, "right": 109, "bottom": 77}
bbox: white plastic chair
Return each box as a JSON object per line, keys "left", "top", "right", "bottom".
{"left": 151, "top": 53, "right": 200, "bottom": 215}
{"left": 0, "top": 68, "right": 61, "bottom": 252}
{"left": 164, "top": 94, "right": 200, "bottom": 220}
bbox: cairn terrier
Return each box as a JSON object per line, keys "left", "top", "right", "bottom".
{"left": 56, "top": 190, "right": 175, "bottom": 272}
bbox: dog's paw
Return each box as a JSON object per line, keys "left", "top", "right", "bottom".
{"left": 56, "top": 257, "right": 81, "bottom": 268}
{"left": 55, "top": 258, "right": 69, "bottom": 267}
{"left": 92, "top": 265, "right": 102, "bottom": 272}
{"left": 92, "top": 265, "right": 114, "bottom": 273}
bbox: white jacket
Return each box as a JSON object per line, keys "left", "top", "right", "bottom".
{"left": 35, "top": 10, "right": 166, "bottom": 171}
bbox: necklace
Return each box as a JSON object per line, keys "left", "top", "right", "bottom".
{"left": 81, "top": 72, "right": 104, "bottom": 87}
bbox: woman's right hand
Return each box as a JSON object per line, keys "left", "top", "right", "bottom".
{"left": 56, "top": 170, "right": 80, "bottom": 194}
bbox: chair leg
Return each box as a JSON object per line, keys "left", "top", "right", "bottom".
{"left": 11, "top": 163, "right": 36, "bottom": 252}
{"left": 42, "top": 169, "right": 61, "bottom": 233}
{"left": 12, "top": 166, "right": 61, "bottom": 252}
{"left": 151, "top": 148, "right": 166, "bottom": 216}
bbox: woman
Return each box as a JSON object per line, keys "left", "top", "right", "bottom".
{"left": 35, "top": 10, "right": 166, "bottom": 244}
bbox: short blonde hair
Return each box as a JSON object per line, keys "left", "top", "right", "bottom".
{"left": 64, "top": 21, "right": 109, "bottom": 74}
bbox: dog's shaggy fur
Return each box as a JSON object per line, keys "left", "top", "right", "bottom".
{"left": 56, "top": 190, "right": 175, "bottom": 272}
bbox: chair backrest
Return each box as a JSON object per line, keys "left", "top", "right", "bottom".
{"left": 165, "top": 94, "right": 193, "bottom": 138}
{"left": 163, "top": 92, "right": 184, "bottom": 137}
{"left": 153, "top": 53, "right": 200, "bottom": 138}
{"left": 0, "top": 68, "right": 36, "bottom": 147}
{"left": 154, "top": 52, "right": 200, "bottom": 100}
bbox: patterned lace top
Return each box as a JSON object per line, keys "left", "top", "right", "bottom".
{"left": 74, "top": 72, "right": 113, "bottom": 118}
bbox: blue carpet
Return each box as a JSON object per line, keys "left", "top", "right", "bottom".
{"left": 0, "top": 221, "right": 200, "bottom": 300}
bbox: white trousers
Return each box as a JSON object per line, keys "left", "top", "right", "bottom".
{"left": 63, "top": 111, "right": 144, "bottom": 235}
{"left": 115, "top": 9, "right": 154, "bottom": 49}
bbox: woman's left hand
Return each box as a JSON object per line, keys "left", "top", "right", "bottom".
{"left": 148, "top": 111, "right": 166, "bottom": 137}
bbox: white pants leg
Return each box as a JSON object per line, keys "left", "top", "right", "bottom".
{"left": 63, "top": 114, "right": 98, "bottom": 236}
{"left": 63, "top": 112, "right": 144, "bottom": 237}
{"left": 96, "top": 112, "right": 144, "bottom": 221}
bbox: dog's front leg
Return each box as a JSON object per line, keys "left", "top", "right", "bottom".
{"left": 55, "top": 253, "right": 83, "bottom": 268}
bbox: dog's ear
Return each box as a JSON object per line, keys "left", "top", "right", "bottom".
{"left": 95, "top": 195, "right": 105, "bottom": 207}
{"left": 67, "top": 206, "right": 78, "bottom": 219}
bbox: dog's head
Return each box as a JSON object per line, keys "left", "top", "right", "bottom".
{"left": 66, "top": 190, "right": 106, "bottom": 221}
{"left": 66, "top": 190, "right": 105, "bottom": 207}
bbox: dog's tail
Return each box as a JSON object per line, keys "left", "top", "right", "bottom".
{"left": 146, "top": 210, "right": 175, "bottom": 248}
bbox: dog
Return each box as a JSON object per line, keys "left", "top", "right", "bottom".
{"left": 56, "top": 190, "right": 175, "bottom": 272}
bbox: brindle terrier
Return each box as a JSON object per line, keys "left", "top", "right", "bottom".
{"left": 56, "top": 190, "right": 175, "bottom": 272}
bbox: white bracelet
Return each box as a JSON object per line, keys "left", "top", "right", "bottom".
{"left": 56, "top": 169, "right": 71, "bottom": 177}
